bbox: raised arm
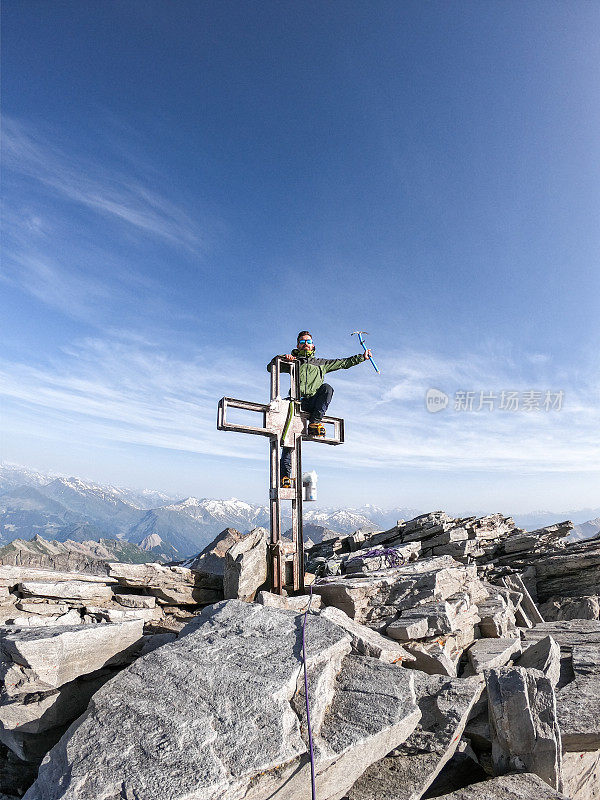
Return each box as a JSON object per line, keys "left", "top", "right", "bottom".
{"left": 317, "top": 353, "right": 366, "bottom": 373}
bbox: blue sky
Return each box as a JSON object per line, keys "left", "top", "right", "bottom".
{"left": 1, "top": 1, "right": 599, "bottom": 514}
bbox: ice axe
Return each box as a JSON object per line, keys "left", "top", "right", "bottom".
{"left": 351, "top": 331, "right": 380, "bottom": 374}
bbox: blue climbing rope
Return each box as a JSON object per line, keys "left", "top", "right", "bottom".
{"left": 302, "top": 584, "right": 317, "bottom": 800}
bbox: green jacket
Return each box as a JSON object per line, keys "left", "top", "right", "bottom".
{"left": 270, "top": 349, "right": 365, "bottom": 397}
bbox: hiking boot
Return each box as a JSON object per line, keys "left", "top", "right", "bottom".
{"left": 308, "top": 421, "right": 326, "bottom": 438}
{"left": 280, "top": 476, "right": 292, "bottom": 489}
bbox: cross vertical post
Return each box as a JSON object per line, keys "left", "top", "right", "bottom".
{"left": 217, "top": 357, "right": 344, "bottom": 594}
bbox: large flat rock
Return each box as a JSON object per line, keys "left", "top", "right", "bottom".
{"left": 283, "top": 655, "right": 421, "bottom": 800}
{"left": 107, "top": 562, "right": 221, "bottom": 604}
{"left": 0, "top": 620, "right": 144, "bottom": 696}
{"left": 24, "top": 600, "right": 421, "bottom": 800}
{"left": 0, "top": 567, "right": 115, "bottom": 587}
{"left": 18, "top": 580, "right": 114, "bottom": 603}
{"left": 430, "top": 772, "right": 572, "bottom": 799}
{"left": 347, "top": 673, "right": 483, "bottom": 800}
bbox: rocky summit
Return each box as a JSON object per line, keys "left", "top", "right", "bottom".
{"left": 0, "top": 509, "right": 599, "bottom": 799}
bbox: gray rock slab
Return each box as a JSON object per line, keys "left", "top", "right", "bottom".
{"left": 387, "top": 593, "right": 480, "bottom": 642}
{"left": 18, "top": 581, "right": 114, "bottom": 603}
{"left": 570, "top": 643, "right": 600, "bottom": 679}
{"left": 256, "top": 590, "right": 322, "bottom": 612}
{"left": 113, "top": 592, "right": 156, "bottom": 609}
{"left": 554, "top": 647, "right": 600, "bottom": 751}
{"left": 534, "top": 539, "right": 600, "bottom": 601}
{"left": 280, "top": 655, "right": 420, "bottom": 800}
{"left": 83, "top": 605, "right": 159, "bottom": 623}
{"left": 2, "top": 609, "right": 83, "bottom": 627}
{"left": 486, "top": 666, "right": 563, "bottom": 791}
{"left": 320, "top": 606, "right": 414, "bottom": 663}
{"left": 515, "top": 636, "right": 561, "bottom": 689}
{"left": 223, "top": 527, "right": 268, "bottom": 602}
{"left": 347, "top": 673, "right": 483, "bottom": 800}
{"left": 14, "top": 601, "right": 72, "bottom": 616}
{"left": 429, "top": 772, "right": 572, "bottom": 800}
{"left": 24, "top": 600, "right": 421, "bottom": 800}
{"left": 0, "top": 567, "right": 114, "bottom": 588}
{"left": 521, "top": 619, "right": 600, "bottom": 652}
{"left": 387, "top": 615, "right": 429, "bottom": 640}
{"left": 501, "top": 574, "right": 544, "bottom": 624}
{"left": 107, "top": 563, "right": 222, "bottom": 604}
{"left": 0, "top": 671, "right": 112, "bottom": 760}
{"left": 562, "top": 749, "right": 600, "bottom": 800}
{"left": 0, "top": 620, "right": 144, "bottom": 697}
{"left": 466, "top": 638, "right": 522, "bottom": 674}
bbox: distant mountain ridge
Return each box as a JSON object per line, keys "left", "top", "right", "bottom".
{"left": 0, "top": 533, "right": 171, "bottom": 573}
{"left": 1, "top": 463, "right": 597, "bottom": 557}
{"left": 568, "top": 517, "right": 600, "bottom": 543}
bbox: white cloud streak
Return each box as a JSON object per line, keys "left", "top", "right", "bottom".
{"left": 2, "top": 116, "right": 205, "bottom": 251}
{"left": 1, "top": 335, "right": 598, "bottom": 476}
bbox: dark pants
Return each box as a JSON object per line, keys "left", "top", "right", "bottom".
{"left": 280, "top": 383, "right": 334, "bottom": 479}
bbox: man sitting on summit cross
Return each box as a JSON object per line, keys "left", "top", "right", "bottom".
{"left": 275, "top": 330, "right": 372, "bottom": 488}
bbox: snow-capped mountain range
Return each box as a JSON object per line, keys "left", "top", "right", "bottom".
{"left": 1, "top": 463, "right": 598, "bottom": 557}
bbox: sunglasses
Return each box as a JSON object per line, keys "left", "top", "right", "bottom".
{"left": 298, "top": 339, "right": 313, "bottom": 345}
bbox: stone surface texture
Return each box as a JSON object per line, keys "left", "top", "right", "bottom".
{"left": 24, "top": 600, "right": 421, "bottom": 800}
{"left": 2, "top": 508, "right": 598, "bottom": 800}
{"left": 486, "top": 666, "right": 563, "bottom": 791}
{"left": 320, "top": 606, "right": 413, "bottom": 663}
{"left": 0, "top": 620, "right": 144, "bottom": 697}
{"left": 347, "top": 673, "right": 483, "bottom": 800}
{"left": 223, "top": 527, "right": 268, "bottom": 602}
{"left": 429, "top": 772, "right": 572, "bottom": 800}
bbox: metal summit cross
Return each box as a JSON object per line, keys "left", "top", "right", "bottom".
{"left": 217, "top": 356, "right": 344, "bottom": 595}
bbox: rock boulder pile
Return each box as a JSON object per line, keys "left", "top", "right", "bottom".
{"left": 0, "top": 510, "right": 598, "bottom": 800}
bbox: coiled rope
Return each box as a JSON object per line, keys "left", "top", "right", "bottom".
{"left": 345, "top": 546, "right": 406, "bottom": 569}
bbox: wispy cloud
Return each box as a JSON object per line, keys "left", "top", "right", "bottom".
{"left": 0, "top": 334, "right": 262, "bottom": 462}
{"left": 2, "top": 116, "right": 205, "bottom": 251}
{"left": 1, "top": 334, "right": 598, "bottom": 476}
{"left": 0, "top": 117, "right": 216, "bottom": 329}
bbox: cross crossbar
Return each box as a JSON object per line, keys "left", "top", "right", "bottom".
{"left": 217, "top": 396, "right": 344, "bottom": 445}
